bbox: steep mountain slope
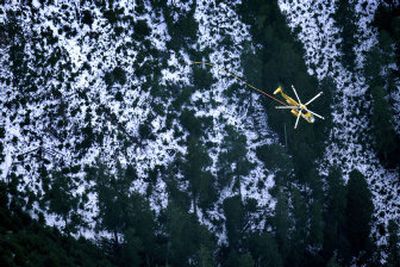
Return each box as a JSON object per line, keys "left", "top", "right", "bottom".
{"left": 0, "top": 0, "right": 276, "bottom": 241}
{"left": 1, "top": 0, "right": 399, "bottom": 265}
{"left": 278, "top": 0, "right": 400, "bottom": 252}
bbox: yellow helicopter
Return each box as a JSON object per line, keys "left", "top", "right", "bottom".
{"left": 274, "top": 85, "right": 324, "bottom": 129}
{"left": 191, "top": 61, "right": 325, "bottom": 129}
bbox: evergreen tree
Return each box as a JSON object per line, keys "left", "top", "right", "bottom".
{"left": 91, "top": 163, "right": 129, "bottom": 245}
{"left": 165, "top": 202, "right": 215, "bottom": 267}
{"left": 345, "top": 169, "right": 374, "bottom": 261}
{"left": 164, "top": 2, "right": 198, "bottom": 51}
{"left": 163, "top": 154, "right": 192, "bottom": 210}
{"left": 225, "top": 251, "right": 254, "bottom": 267}
{"left": 223, "top": 195, "right": 245, "bottom": 247}
{"left": 121, "top": 228, "right": 142, "bottom": 267}
{"left": 370, "top": 84, "right": 399, "bottom": 166}
{"left": 256, "top": 144, "right": 293, "bottom": 187}
{"left": 365, "top": 33, "right": 400, "bottom": 168}
{"left": 373, "top": 4, "right": 400, "bottom": 70}
{"left": 308, "top": 199, "right": 324, "bottom": 250}
{"left": 217, "top": 126, "right": 252, "bottom": 195}
{"left": 183, "top": 136, "right": 216, "bottom": 212}
{"left": 272, "top": 190, "right": 290, "bottom": 262}
{"left": 88, "top": 162, "right": 158, "bottom": 266}
{"left": 326, "top": 254, "right": 341, "bottom": 267}
{"left": 248, "top": 232, "right": 283, "bottom": 267}
{"left": 323, "top": 167, "right": 348, "bottom": 262}
{"left": 0, "top": 181, "right": 113, "bottom": 267}
{"left": 180, "top": 109, "right": 217, "bottom": 211}
{"left": 307, "top": 170, "right": 324, "bottom": 254}
{"left": 387, "top": 220, "right": 400, "bottom": 267}
{"left": 198, "top": 245, "right": 214, "bottom": 267}
{"left": 334, "top": 0, "right": 358, "bottom": 70}
{"left": 120, "top": 192, "right": 157, "bottom": 266}
{"left": 44, "top": 171, "right": 80, "bottom": 233}
{"left": 288, "top": 188, "right": 308, "bottom": 267}
{"left": 262, "top": 233, "right": 283, "bottom": 267}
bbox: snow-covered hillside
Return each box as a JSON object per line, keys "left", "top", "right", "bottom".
{"left": 0, "top": 0, "right": 276, "bottom": 242}
{"left": 278, "top": 0, "right": 400, "bottom": 255}
{"left": 1, "top": 0, "right": 399, "bottom": 264}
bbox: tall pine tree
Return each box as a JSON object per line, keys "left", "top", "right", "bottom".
{"left": 288, "top": 188, "right": 308, "bottom": 267}
{"left": 345, "top": 169, "right": 374, "bottom": 261}
{"left": 165, "top": 202, "right": 215, "bottom": 267}
{"left": 217, "top": 126, "right": 252, "bottom": 195}
{"left": 323, "top": 167, "right": 349, "bottom": 262}
{"left": 365, "top": 33, "right": 400, "bottom": 168}
{"left": 272, "top": 190, "right": 290, "bottom": 262}
{"left": 183, "top": 136, "right": 216, "bottom": 212}
{"left": 387, "top": 220, "right": 400, "bottom": 267}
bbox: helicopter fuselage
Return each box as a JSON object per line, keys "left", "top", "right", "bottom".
{"left": 274, "top": 87, "right": 315, "bottom": 123}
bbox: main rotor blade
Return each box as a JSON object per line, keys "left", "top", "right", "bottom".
{"left": 294, "top": 112, "right": 301, "bottom": 129}
{"left": 291, "top": 85, "right": 302, "bottom": 104}
{"left": 307, "top": 109, "right": 325, "bottom": 120}
{"left": 305, "top": 91, "right": 323, "bottom": 106}
{"left": 275, "top": 106, "right": 298, "bottom": 109}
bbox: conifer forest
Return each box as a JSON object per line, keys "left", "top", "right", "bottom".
{"left": 0, "top": 0, "right": 400, "bottom": 266}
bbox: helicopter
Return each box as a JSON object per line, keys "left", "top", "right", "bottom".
{"left": 191, "top": 61, "right": 325, "bottom": 129}
{"left": 274, "top": 85, "right": 325, "bottom": 129}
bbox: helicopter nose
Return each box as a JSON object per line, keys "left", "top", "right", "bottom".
{"left": 310, "top": 116, "right": 315, "bottom": 123}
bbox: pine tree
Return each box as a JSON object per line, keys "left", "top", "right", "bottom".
{"left": 121, "top": 228, "right": 142, "bottom": 267}
{"left": 89, "top": 161, "right": 158, "bottom": 265}
{"left": 198, "top": 245, "right": 214, "bottom": 267}
{"left": 326, "top": 254, "right": 341, "bottom": 267}
{"left": 92, "top": 163, "right": 128, "bottom": 245}
{"left": 323, "top": 167, "right": 348, "bottom": 262}
{"left": 334, "top": 0, "right": 358, "bottom": 70}
{"left": 237, "top": 252, "right": 255, "bottom": 267}
{"left": 365, "top": 33, "right": 400, "bottom": 168}
{"left": 307, "top": 170, "right": 324, "bottom": 253}
{"left": 255, "top": 144, "right": 293, "bottom": 187}
{"left": 247, "top": 232, "right": 283, "bottom": 267}
{"left": 44, "top": 171, "right": 80, "bottom": 233}
{"left": 373, "top": 4, "right": 400, "bottom": 71}
{"left": 261, "top": 233, "right": 283, "bottom": 267}
{"left": 309, "top": 199, "right": 323, "bottom": 249}
{"left": 370, "top": 84, "right": 399, "bottom": 165}
{"left": 288, "top": 188, "right": 308, "bottom": 267}
{"left": 121, "top": 192, "right": 157, "bottom": 266}
{"left": 0, "top": 187, "right": 114, "bottom": 266}
{"left": 345, "top": 169, "right": 374, "bottom": 259}
{"left": 223, "top": 195, "right": 245, "bottom": 247}
{"left": 217, "top": 126, "right": 252, "bottom": 195}
{"left": 272, "top": 190, "right": 290, "bottom": 261}
{"left": 163, "top": 154, "right": 191, "bottom": 210}
{"left": 225, "top": 251, "right": 254, "bottom": 267}
{"left": 165, "top": 202, "right": 215, "bottom": 267}
{"left": 183, "top": 136, "right": 216, "bottom": 212}
{"left": 387, "top": 220, "right": 400, "bottom": 267}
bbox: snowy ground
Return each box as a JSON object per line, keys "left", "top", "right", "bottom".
{"left": 278, "top": 0, "right": 400, "bottom": 256}
{"left": 0, "top": 0, "right": 276, "bottom": 243}
{"left": 2, "top": 0, "right": 398, "bottom": 256}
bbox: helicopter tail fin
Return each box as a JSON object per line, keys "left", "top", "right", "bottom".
{"left": 273, "top": 86, "right": 282, "bottom": 95}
